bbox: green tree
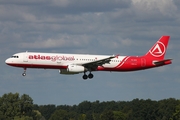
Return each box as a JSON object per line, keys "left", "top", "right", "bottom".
{"left": 100, "top": 110, "right": 114, "bottom": 120}
{"left": 33, "top": 110, "right": 45, "bottom": 120}
{"left": 78, "top": 114, "right": 86, "bottom": 120}
{"left": 49, "top": 109, "right": 68, "bottom": 120}
{"left": 157, "top": 98, "right": 179, "bottom": 120}
{"left": 92, "top": 113, "right": 100, "bottom": 120}
{"left": 0, "top": 111, "right": 6, "bottom": 120}
{"left": 14, "top": 116, "right": 33, "bottom": 120}
{"left": 113, "top": 111, "right": 126, "bottom": 120}
{"left": 36, "top": 104, "right": 56, "bottom": 120}
{"left": 20, "top": 94, "right": 33, "bottom": 116}
{"left": 0, "top": 93, "right": 34, "bottom": 119}
{"left": 0, "top": 93, "right": 21, "bottom": 119}
{"left": 171, "top": 100, "right": 180, "bottom": 120}
{"left": 78, "top": 101, "right": 92, "bottom": 114}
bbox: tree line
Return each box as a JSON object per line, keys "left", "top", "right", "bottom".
{"left": 0, "top": 93, "right": 180, "bottom": 120}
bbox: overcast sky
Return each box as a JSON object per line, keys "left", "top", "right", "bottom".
{"left": 0, "top": 0, "right": 180, "bottom": 105}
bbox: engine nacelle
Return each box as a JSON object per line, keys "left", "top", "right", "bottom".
{"left": 67, "top": 65, "right": 85, "bottom": 72}
{"left": 59, "top": 65, "right": 85, "bottom": 75}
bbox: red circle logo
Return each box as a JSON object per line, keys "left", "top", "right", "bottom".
{"left": 149, "top": 42, "right": 166, "bottom": 57}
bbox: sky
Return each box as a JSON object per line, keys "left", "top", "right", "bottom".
{"left": 0, "top": 0, "right": 180, "bottom": 105}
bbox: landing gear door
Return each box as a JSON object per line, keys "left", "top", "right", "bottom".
{"left": 23, "top": 52, "right": 28, "bottom": 62}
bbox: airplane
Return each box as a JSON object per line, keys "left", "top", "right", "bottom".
{"left": 5, "top": 36, "right": 172, "bottom": 80}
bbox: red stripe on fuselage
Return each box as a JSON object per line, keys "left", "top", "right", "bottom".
{"left": 97, "top": 56, "right": 133, "bottom": 71}
{"left": 6, "top": 63, "right": 68, "bottom": 69}
{"left": 115, "top": 56, "right": 130, "bottom": 68}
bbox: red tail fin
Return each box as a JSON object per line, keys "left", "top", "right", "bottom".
{"left": 144, "top": 36, "right": 170, "bottom": 60}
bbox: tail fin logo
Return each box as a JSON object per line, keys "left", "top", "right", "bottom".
{"left": 149, "top": 42, "right": 166, "bottom": 57}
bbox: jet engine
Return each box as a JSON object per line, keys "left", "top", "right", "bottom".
{"left": 59, "top": 65, "right": 85, "bottom": 74}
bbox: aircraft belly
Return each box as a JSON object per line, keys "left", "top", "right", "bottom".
{"left": 7, "top": 60, "right": 67, "bottom": 69}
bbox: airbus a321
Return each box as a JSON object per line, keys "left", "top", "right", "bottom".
{"left": 5, "top": 36, "right": 172, "bottom": 80}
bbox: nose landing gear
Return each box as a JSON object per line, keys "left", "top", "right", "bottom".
{"left": 22, "top": 68, "right": 26, "bottom": 76}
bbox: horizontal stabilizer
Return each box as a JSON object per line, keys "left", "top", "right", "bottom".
{"left": 153, "top": 59, "right": 172, "bottom": 66}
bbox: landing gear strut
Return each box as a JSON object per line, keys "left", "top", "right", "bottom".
{"left": 22, "top": 68, "right": 26, "bottom": 76}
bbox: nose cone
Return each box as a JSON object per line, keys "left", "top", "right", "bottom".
{"left": 5, "top": 58, "right": 11, "bottom": 65}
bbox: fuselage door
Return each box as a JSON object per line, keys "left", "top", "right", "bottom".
{"left": 141, "top": 58, "right": 146, "bottom": 67}
{"left": 23, "top": 52, "right": 28, "bottom": 62}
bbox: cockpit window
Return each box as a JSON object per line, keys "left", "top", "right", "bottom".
{"left": 11, "top": 56, "right": 19, "bottom": 58}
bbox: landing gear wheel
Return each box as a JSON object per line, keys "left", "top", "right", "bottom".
{"left": 83, "top": 74, "right": 88, "bottom": 80}
{"left": 88, "top": 73, "right": 94, "bottom": 79}
{"left": 22, "top": 73, "right": 26, "bottom": 76}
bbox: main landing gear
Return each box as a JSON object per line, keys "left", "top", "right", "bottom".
{"left": 82, "top": 72, "right": 94, "bottom": 80}
{"left": 22, "top": 68, "right": 26, "bottom": 76}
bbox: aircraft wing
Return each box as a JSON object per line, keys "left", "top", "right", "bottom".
{"left": 78, "top": 55, "right": 119, "bottom": 70}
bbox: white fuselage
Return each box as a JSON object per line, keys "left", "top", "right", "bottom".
{"left": 5, "top": 52, "right": 127, "bottom": 70}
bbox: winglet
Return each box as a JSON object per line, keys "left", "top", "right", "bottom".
{"left": 115, "top": 54, "right": 119, "bottom": 58}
